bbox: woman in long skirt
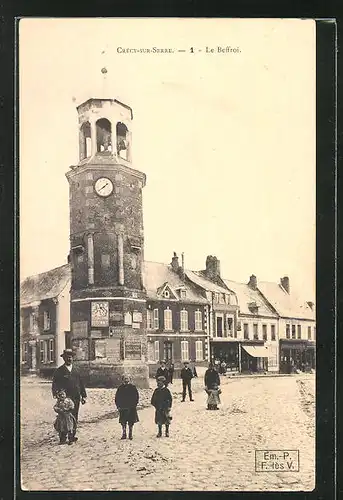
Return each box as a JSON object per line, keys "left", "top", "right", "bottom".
{"left": 115, "top": 374, "right": 139, "bottom": 440}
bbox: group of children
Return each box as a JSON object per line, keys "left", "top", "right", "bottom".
{"left": 53, "top": 370, "right": 222, "bottom": 444}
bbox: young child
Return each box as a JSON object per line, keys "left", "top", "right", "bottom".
{"left": 115, "top": 374, "right": 139, "bottom": 440}
{"left": 53, "top": 389, "right": 77, "bottom": 445}
{"left": 151, "top": 376, "right": 173, "bottom": 437}
{"left": 206, "top": 383, "right": 222, "bottom": 410}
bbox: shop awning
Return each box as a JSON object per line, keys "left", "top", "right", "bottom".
{"left": 242, "top": 345, "right": 269, "bottom": 358}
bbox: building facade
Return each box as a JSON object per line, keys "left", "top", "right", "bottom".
{"left": 258, "top": 278, "right": 316, "bottom": 373}
{"left": 224, "top": 275, "right": 279, "bottom": 372}
{"left": 20, "top": 263, "right": 316, "bottom": 378}
{"left": 20, "top": 264, "right": 71, "bottom": 375}
{"left": 185, "top": 256, "right": 240, "bottom": 371}
{"left": 144, "top": 255, "right": 209, "bottom": 377}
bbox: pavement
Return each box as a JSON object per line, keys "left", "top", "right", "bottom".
{"left": 20, "top": 374, "right": 315, "bottom": 491}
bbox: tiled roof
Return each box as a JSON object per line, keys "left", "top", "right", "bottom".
{"left": 257, "top": 281, "right": 315, "bottom": 320}
{"left": 20, "top": 264, "right": 71, "bottom": 306}
{"left": 20, "top": 260, "right": 315, "bottom": 322}
{"left": 143, "top": 262, "right": 207, "bottom": 303}
{"left": 223, "top": 280, "right": 278, "bottom": 317}
{"left": 186, "top": 270, "right": 230, "bottom": 295}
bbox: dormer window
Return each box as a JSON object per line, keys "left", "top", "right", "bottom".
{"left": 158, "top": 283, "right": 177, "bottom": 300}
{"left": 180, "top": 289, "right": 187, "bottom": 300}
{"left": 248, "top": 301, "right": 259, "bottom": 314}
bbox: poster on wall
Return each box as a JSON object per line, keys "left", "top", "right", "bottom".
{"left": 133, "top": 311, "right": 142, "bottom": 323}
{"left": 72, "top": 321, "right": 88, "bottom": 338}
{"left": 94, "top": 339, "right": 107, "bottom": 359}
{"left": 124, "top": 312, "right": 132, "bottom": 325}
{"left": 110, "top": 311, "right": 123, "bottom": 322}
{"left": 124, "top": 338, "right": 142, "bottom": 360}
{"left": 72, "top": 338, "right": 89, "bottom": 360}
{"left": 91, "top": 301, "right": 109, "bottom": 327}
{"left": 106, "top": 338, "right": 122, "bottom": 361}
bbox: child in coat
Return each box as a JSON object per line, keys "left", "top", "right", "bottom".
{"left": 206, "top": 383, "right": 222, "bottom": 410}
{"left": 151, "top": 376, "right": 173, "bottom": 437}
{"left": 53, "top": 389, "right": 77, "bottom": 444}
{"left": 115, "top": 374, "right": 139, "bottom": 440}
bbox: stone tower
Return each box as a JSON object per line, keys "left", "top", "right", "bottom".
{"left": 65, "top": 98, "right": 149, "bottom": 388}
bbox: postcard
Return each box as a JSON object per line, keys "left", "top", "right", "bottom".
{"left": 19, "top": 18, "right": 316, "bottom": 492}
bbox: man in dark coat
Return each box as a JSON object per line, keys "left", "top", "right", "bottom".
{"left": 204, "top": 362, "right": 220, "bottom": 390}
{"left": 181, "top": 361, "right": 194, "bottom": 402}
{"left": 168, "top": 361, "right": 175, "bottom": 384}
{"left": 155, "top": 360, "right": 170, "bottom": 385}
{"left": 52, "top": 349, "right": 87, "bottom": 442}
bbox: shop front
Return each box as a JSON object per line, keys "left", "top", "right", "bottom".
{"left": 240, "top": 341, "right": 269, "bottom": 373}
{"left": 279, "top": 340, "right": 316, "bottom": 374}
{"left": 210, "top": 341, "right": 239, "bottom": 372}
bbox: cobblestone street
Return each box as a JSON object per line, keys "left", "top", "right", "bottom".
{"left": 20, "top": 374, "right": 315, "bottom": 492}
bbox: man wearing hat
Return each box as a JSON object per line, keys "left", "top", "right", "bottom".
{"left": 180, "top": 361, "right": 195, "bottom": 402}
{"left": 52, "top": 349, "right": 87, "bottom": 442}
{"left": 155, "top": 360, "right": 170, "bottom": 385}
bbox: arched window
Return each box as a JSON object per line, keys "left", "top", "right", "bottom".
{"left": 96, "top": 118, "right": 112, "bottom": 153}
{"left": 80, "top": 121, "right": 91, "bottom": 160}
{"left": 116, "top": 122, "right": 129, "bottom": 159}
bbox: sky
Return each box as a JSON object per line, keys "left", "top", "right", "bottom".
{"left": 19, "top": 18, "right": 316, "bottom": 300}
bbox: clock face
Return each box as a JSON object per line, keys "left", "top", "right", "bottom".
{"left": 94, "top": 177, "right": 114, "bottom": 197}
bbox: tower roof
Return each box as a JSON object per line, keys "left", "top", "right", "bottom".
{"left": 76, "top": 98, "right": 133, "bottom": 119}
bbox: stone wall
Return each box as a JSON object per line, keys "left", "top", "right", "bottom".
{"left": 75, "top": 361, "right": 149, "bottom": 389}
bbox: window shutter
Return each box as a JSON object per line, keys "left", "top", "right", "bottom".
{"left": 154, "top": 341, "right": 160, "bottom": 362}
{"left": 195, "top": 341, "right": 203, "bottom": 361}
{"left": 153, "top": 309, "right": 159, "bottom": 329}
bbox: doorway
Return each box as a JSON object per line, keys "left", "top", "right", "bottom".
{"left": 163, "top": 341, "right": 173, "bottom": 362}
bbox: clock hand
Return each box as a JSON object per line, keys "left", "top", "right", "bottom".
{"left": 99, "top": 183, "right": 109, "bottom": 191}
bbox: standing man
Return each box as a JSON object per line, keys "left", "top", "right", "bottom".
{"left": 52, "top": 349, "right": 87, "bottom": 443}
{"left": 155, "top": 360, "right": 170, "bottom": 385}
{"left": 181, "top": 361, "right": 194, "bottom": 402}
{"left": 168, "top": 360, "right": 175, "bottom": 384}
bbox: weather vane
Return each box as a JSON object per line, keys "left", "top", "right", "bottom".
{"left": 101, "top": 49, "right": 108, "bottom": 97}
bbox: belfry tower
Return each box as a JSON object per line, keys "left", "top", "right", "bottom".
{"left": 65, "top": 97, "right": 148, "bottom": 388}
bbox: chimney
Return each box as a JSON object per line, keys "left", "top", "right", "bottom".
{"left": 280, "top": 276, "right": 290, "bottom": 294}
{"left": 179, "top": 252, "right": 185, "bottom": 281}
{"left": 171, "top": 252, "right": 179, "bottom": 272}
{"left": 307, "top": 301, "right": 314, "bottom": 310}
{"left": 205, "top": 255, "right": 221, "bottom": 280}
{"left": 248, "top": 274, "right": 257, "bottom": 290}
{"left": 67, "top": 253, "right": 71, "bottom": 263}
